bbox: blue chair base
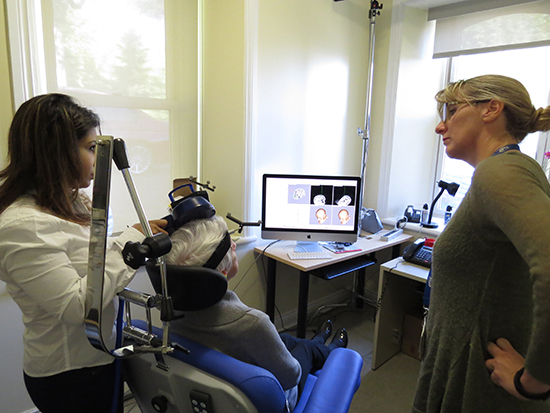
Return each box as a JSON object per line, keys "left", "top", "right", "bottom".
{"left": 124, "top": 320, "right": 363, "bottom": 413}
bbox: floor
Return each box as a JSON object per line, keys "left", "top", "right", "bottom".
{"left": 123, "top": 303, "right": 421, "bottom": 413}
{"left": 335, "top": 305, "right": 421, "bottom": 413}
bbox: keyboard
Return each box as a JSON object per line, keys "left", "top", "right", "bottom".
{"left": 287, "top": 251, "right": 332, "bottom": 260}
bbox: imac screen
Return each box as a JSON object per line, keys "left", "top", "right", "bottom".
{"left": 261, "top": 174, "right": 361, "bottom": 244}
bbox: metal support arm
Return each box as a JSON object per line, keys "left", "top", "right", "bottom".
{"left": 335, "top": 0, "right": 383, "bottom": 229}
{"left": 84, "top": 136, "right": 174, "bottom": 359}
{"left": 357, "top": 0, "right": 383, "bottom": 226}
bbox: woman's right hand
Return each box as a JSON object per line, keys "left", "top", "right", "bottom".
{"left": 132, "top": 219, "right": 168, "bottom": 235}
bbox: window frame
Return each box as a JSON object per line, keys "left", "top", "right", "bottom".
{"left": 432, "top": 52, "right": 550, "bottom": 217}
{"left": 5, "top": 0, "right": 200, "bottom": 232}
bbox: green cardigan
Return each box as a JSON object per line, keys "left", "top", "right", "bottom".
{"left": 413, "top": 152, "right": 550, "bottom": 413}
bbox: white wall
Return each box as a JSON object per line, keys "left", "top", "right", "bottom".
{"left": 201, "top": 0, "right": 247, "bottom": 221}
{"left": 198, "top": 0, "right": 391, "bottom": 318}
{"left": 252, "top": 0, "right": 375, "bottom": 195}
{"left": 201, "top": 0, "right": 444, "bottom": 315}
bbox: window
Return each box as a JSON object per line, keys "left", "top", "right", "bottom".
{"left": 434, "top": 46, "right": 550, "bottom": 213}
{"left": 6, "top": 0, "right": 199, "bottom": 232}
{"left": 429, "top": 0, "right": 550, "bottom": 215}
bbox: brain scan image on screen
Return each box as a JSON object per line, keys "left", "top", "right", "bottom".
{"left": 310, "top": 185, "right": 333, "bottom": 206}
{"left": 288, "top": 184, "right": 310, "bottom": 204}
{"left": 338, "top": 209, "right": 351, "bottom": 225}
{"left": 334, "top": 186, "right": 356, "bottom": 206}
{"left": 293, "top": 188, "right": 306, "bottom": 200}
{"left": 313, "top": 194, "right": 326, "bottom": 205}
{"left": 315, "top": 208, "right": 328, "bottom": 224}
{"left": 262, "top": 174, "right": 361, "bottom": 244}
{"left": 336, "top": 195, "right": 352, "bottom": 206}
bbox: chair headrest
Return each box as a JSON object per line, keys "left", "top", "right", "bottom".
{"left": 145, "top": 260, "right": 228, "bottom": 311}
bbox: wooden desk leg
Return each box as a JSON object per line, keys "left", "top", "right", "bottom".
{"left": 296, "top": 271, "right": 309, "bottom": 339}
{"left": 266, "top": 258, "right": 276, "bottom": 323}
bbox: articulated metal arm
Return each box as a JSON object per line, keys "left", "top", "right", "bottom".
{"left": 84, "top": 136, "right": 174, "bottom": 359}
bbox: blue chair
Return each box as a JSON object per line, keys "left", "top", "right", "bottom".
{"left": 122, "top": 264, "right": 363, "bottom": 413}
{"left": 124, "top": 320, "right": 363, "bottom": 413}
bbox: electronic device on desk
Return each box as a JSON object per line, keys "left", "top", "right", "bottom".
{"left": 380, "top": 216, "right": 407, "bottom": 242}
{"left": 361, "top": 208, "right": 383, "bottom": 234}
{"left": 380, "top": 228, "right": 403, "bottom": 241}
{"left": 403, "top": 238, "right": 433, "bottom": 268}
{"left": 404, "top": 205, "right": 421, "bottom": 224}
{"left": 261, "top": 174, "right": 361, "bottom": 258}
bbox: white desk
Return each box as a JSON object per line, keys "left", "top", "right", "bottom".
{"left": 254, "top": 233, "right": 412, "bottom": 338}
{"left": 372, "top": 257, "right": 430, "bottom": 369}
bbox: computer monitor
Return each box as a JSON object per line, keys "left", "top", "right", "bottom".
{"left": 261, "top": 174, "right": 361, "bottom": 250}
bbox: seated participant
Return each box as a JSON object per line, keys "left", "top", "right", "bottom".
{"left": 165, "top": 214, "right": 349, "bottom": 411}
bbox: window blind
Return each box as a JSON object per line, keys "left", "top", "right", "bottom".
{"left": 431, "top": 0, "right": 550, "bottom": 58}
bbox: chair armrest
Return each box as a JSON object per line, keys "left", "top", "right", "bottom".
{"left": 294, "top": 348, "right": 363, "bottom": 413}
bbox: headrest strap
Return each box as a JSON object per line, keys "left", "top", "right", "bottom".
{"left": 203, "top": 232, "right": 232, "bottom": 270}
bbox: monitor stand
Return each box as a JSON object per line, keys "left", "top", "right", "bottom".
{"left": 294, "top": 241, "right": 324, "bottom": 253}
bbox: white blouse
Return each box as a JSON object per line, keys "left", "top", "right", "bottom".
{"left": 0, "top": 196, "right": 145, "bottom": 377}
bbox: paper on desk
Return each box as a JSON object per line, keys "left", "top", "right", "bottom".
{"left": 319, "top": 242, "right": 362, "bottom": 254}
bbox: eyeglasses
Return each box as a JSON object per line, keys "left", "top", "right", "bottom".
{"left": 439, "top": 100, "right": 490, "bottom": 123}
{"left": 440, "top": 102, "right": 469, "bottom": 123}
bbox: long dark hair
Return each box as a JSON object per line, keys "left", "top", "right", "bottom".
{"left": 0, "top": 93, "right": 100, "bottom": 224}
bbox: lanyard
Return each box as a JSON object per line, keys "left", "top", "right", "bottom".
{"left": 492, "top": 144, "right": 520, "bottom": 156}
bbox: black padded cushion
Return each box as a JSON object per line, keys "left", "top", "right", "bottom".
{"left": 145, "top": 260, "right": 228, "bottom": 311}
{"left": 163, "top": 195, "right": 215, "bottom": 235}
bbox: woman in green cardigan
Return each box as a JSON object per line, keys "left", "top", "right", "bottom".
{"left": 413, "top": 75, "right": 550, "bottom": 413}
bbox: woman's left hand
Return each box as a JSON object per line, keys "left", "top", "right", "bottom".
{"left": 486, "top": 338, "right": 525, "bottom": 399}
{"left": 487, "top": 338, "right": 550, "bottom": 399}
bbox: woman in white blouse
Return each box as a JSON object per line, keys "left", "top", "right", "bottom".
{"left": 0, "top": 94, "right": 166, "bottom": 413}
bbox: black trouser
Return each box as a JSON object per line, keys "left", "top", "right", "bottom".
{"left": 24, "top": 361, "right": 123, "bottom": 413}
{"left": 279, "top": 333, "right": 333, "bottom": 395}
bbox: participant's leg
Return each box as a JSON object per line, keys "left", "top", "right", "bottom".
{"left": 280, "top": 333, "right": 331, "bottom": 393}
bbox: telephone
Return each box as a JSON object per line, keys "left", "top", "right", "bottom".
{"left": 403, "top": 238, "right": 432, "bottom": 268}
{"left": 404, "top": 205, "right": 421, "bottom": 224}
